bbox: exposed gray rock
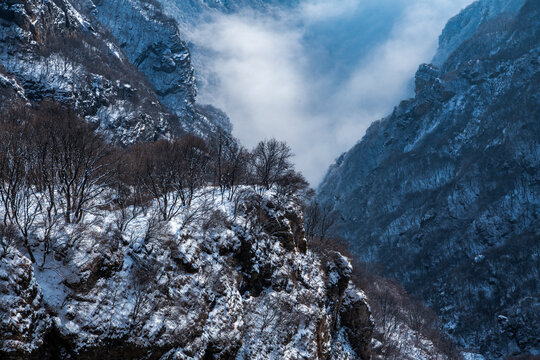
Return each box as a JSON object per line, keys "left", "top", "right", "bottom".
{"left": 0, "top": 248, "right": 50, "bottom": 356}
{"left": 0, "top": 0, "right": 176, "bottom": 145}
{"left": 85, "top": 1, "right": 195, "bottom": 124}
{"left": 85, "top": 0, "right": 233, "bottom": 138}
{"left": 0, "top": 0, "right": 234, "bottom": 144}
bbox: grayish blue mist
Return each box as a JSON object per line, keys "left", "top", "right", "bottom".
{"left": 161, "top": 0, "right": 473, "bottom": 184}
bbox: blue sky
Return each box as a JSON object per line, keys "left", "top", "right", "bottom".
{"left": 183, "top": 0, "right": 473, "bottom": 184}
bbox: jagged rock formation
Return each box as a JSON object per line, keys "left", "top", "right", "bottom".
{"left": 0, "top": 0, "right": 177, "bottom": 144}
{"left": 86, "top": 0, "right": 197, "bottom": 124}
{"left": 0, "top": 0, "right": 234, "bottom": 144}
{"left": 317, "top": 0, "right": 539, "bottom": 358}
{"left": 0, "top": 188, "right": 373, "bottom": 359}
{"left": 83, "top": 0, "right": 232, "bottom": 137}
{"left": 0, "top": 248, "right": 49, "bottom": 356}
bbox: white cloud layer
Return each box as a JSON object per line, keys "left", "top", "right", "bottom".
{"left": 187, "top": 0, "right": 472, "bottom": 185}
{"left": 299, "top": 0, "right": 360, "bottom": 22}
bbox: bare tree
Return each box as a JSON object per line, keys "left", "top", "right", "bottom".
{"left": 129, "top": 140, "right": 181, "bottom": 221}
{"left": 275, "top": 170, "right": 309, "bottom": 204}
{"left": 304, "top": 201, "right": 339, "bottom": 243}
{"left": 109, "top": 150, "right": 146, "bottom": 232}
{"left": 0, "top": 120, "right": 40, "bottom": 262}
{"left": 210, "top": 135, "right": 250, "bottom": 200}
{"left": 131, "top": 135, "right": 209, "bottom": 221}
{"left": 176, "top": 135, "right": 210, "bottom": 207}
{"left": 0, "top": 224, "right": 18, "bottom": 258}
{"left": 34, "top": 105, "right": 113, "bottom": 224}
{"left": 250, "top": 139, "right": 293, "bottom": 190}
{"left": 32, "top": 105, "right": 62, "bottom": 226}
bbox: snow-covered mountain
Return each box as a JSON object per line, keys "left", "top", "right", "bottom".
{"left": 2, "top": 0, "right": 538, "bottom": 359}
{"left": 0, "top": 0, "right": 178, "bottom": 144}
{"left": 0, "top": 4, "right": 376, "bottom": 359}
{"left": 0, "top": 0, "right": 232, "bottom": 144}
{"left": 317, "top": 0, "right": 539, "bottom": 358}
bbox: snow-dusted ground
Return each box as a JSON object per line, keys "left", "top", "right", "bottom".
{"left": 0, "top": 186, "right": 373, "bottom": 359}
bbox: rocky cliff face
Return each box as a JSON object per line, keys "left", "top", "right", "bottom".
{"left": 86, "top": 0, "right": 197, "bottom": 126}
{"left": 0, "top": 188, "right": 373, "bottom": 359}
{"left": 0, "top": 0, "right": 178, "bottom": 144}
{"left": 0, "top": 0, "right": 233, "bottom": 144}
{"left": 317, "top": 0, "right": 539, "bottom": 358}
{"left": 83, "top": 0, "right": 232, "bottom": 137}
{"left": 432, "top": 0, "right": 526, "bottom": 66}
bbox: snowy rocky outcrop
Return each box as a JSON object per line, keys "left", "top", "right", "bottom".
{"left": 0, "top": 188, "right": 373, "bottom": 359}
{"left": 0, "top": 0, "right": 234, "bottom": 144}
{"left": 0, "top": 248, "right": 49, "bottom": 356}
{"left": 0, "top": 0, "right": 178, "bottom": 144}
{"left": 318, "top": 0, "right": 539, "bottom": 358}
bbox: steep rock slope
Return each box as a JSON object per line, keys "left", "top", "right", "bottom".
{"left": 86, "top": 0, "right": 196, "bottom": 126}
{"left": 432, "top": 0, "right": 526, "bottom": 65}
{"left": 0, "top": 0, "right": 176, "bottom": 144}
{"left": 83, "top": 0, "right": 232, "bottom": 137}
{"left": 317, "top": 0, "right": 539, "bottom": 358}
{"left": 0, "top": 188, "right": 373, "bottom": 359}
{"left": 0, "top": 65, "right": 28, "bottom": 108}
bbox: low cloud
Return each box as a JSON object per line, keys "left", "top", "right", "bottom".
{"left": 187, "top": 0, "right": 472, "bottom": 185}
{"left": 299, "top": 0, "right": 360, "bottom": 22}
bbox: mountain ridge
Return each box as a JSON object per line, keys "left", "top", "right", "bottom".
{"left": 0, "top": 0, "right": 233, "bottom": 144}
{"left": 317, "top": 0, "right": 540, "bottom": 357}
